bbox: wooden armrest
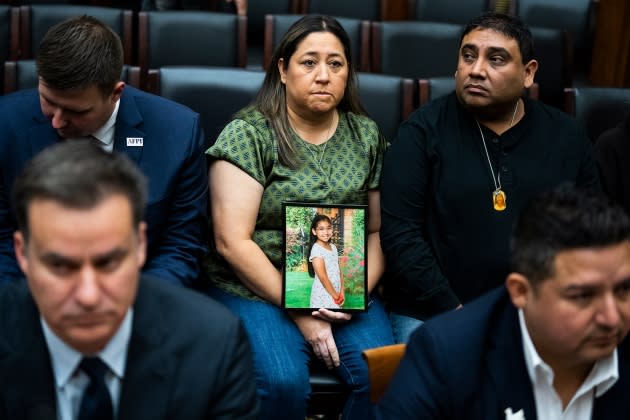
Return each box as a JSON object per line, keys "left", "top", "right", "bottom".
{"left": 362, "top": 343, "right": 406, "bottom": 403}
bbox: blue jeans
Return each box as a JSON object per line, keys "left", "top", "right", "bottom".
{"left": 389, "top": 312, "right": 424, "bottom": 344}
{"left": 208, "top": 287, "right": 394, "bottom": 419}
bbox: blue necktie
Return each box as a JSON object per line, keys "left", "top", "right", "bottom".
{"left": 78, "top": 357, "right": 113, "bottom": 420}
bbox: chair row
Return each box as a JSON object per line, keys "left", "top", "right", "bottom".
{"left": 10, "top": 57, "right": 625, "bottom": 143}
{"left": 2, "top": 61, "right": 412, "bottom": 142}
{"left": 8, "top": 60, "right": 627, "bottom": 145}
{"left": 147, "top": 67, "right": 416, "bottom": 144}
{"left": 0, "top": 4, "right": 579, "bottom": 108}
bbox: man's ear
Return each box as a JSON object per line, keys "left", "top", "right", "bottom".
{"left": 14, "top": 231, "right": 29, "bottom": 275}
{"left": 523, "top": 59, "right": 539, "bottom": 89}
{"left": 505, "top": 272, "right": 532, "bottom": 309}
{"left": 111, "top": 81, "right": 125, "bottom": 102}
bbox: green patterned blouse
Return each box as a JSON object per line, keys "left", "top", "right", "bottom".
{"left": 204, "top": 107, "right": 387, "bottom": 300}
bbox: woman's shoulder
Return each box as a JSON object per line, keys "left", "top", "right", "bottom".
{"left": 343, "top": 111, "right": 379, "bottom": 130}
{"left": 233, "top": 106, "right": 269, "bottom": 127}
{"left": 215, "top": 107, "right": 273, "bottom": 146}
{"left": 341, "top": 111, "right": 382, "bottom": 143}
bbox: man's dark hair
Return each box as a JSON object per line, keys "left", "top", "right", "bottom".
{"left": 511, "top": 184, "right": 630, "bottom": 286}
{"left": 36, "top": 15, "right": 123, "bottom": 96}
{"left": 460, "top": 12, "right": 535, "bottom": 64}
{"left": 12, "top": 140, "right": 147, "bottom": 241}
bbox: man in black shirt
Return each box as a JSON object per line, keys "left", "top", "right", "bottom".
{"left": 595, "top": 113, "right": 630, "bottom": 216}
{"left": 380, "top": 12, "right": 599, "bottom": 343}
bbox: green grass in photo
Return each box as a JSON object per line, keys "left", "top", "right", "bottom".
{"left": 284, "top": 271, "right": 365, "bottom": 310}
{"left": 285, "top": 271, "right": 312, "bottom": 308}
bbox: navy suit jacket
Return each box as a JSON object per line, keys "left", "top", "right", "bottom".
{"left": 375, "top": 286, "right": 630, "bottom": 419}
{"left": 0, "top": 276, "right": 259, "bottom": 419}
{"left": 0, "top": 87, "right": 208, "bottom": 286}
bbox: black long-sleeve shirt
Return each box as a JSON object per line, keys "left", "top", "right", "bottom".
{"left": 594, "top": 115, "right": 630, "bottom": 216}
{"left": 380, "top": 92, "right": 600, "bottom": 320}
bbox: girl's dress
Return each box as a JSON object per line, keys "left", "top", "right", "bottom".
{"left": 309, "top": 242, "right": 341, "bottom": 308}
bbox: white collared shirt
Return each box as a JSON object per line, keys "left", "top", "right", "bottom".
{"left": 67, "top": 99, "right": 119, "bottom": 152}
{"left": 41, "top": 309, "right": 132, "bottom": 420}
{"left": 518, "top": 309, "right": 618, "bottom": 420}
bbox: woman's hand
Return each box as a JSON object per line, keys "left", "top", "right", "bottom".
{"left": 291, "top": 314, "right": 339, "bottom": 369}
{"left": 312, "top": 308, "right": 352, "bottom": 323}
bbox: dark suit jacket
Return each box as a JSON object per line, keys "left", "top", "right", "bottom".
{"left": 0, "top": 276, "right": 259, "bottom": 419}
{"left": 0, "top": 87, "right": 208, "bottom": 286}
{"left": 375, "top": 286, "right": 630, "bottom": 420}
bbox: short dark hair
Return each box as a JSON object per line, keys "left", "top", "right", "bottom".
{"left": 36, "top": 15, "right": 123, "bottom": 96}
{"left": 12, "top": 140, "right": 147, "bottom": 240}
{"left": 511, "top": 184, "right": 630, "bottom": 286}
{"left": 252, "top": 14, "right": 367, "bottom": 168}
{"left": 460, "top": 12, "right": 535, "bottom": 64}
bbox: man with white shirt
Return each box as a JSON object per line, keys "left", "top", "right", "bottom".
{"left": 0, "top": 15, "right": 208, "bottom": 287}
{"left": 0, "top": 141, "right": 258, "bottom": 419}
{"left": 375, "top": 184, "right": 630, "bottom": 420}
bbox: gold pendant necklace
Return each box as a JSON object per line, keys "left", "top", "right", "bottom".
{"left": 475, "top": 100, "right": 519, "bottom": 212}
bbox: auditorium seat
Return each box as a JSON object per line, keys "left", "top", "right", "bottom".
{"left": 357, "top": 72, "right": 415, "bottom": 141}
{"left": 227, "top": 0, "right": 300, "bottom": 69}
{"left": 301, "top": 0, "right": 387, "bottom": 21}
{"left": 371, "top": 21, "right": 462, "bottom": 79}
{"left": 410, "top": 0, "right": 490, "bottom": 24}
{"left": 529, "top": 26, "right": 570, "bottom": 108}
{"left": 0, "top": 5, "right": 19, "bottom": 94}
{"left": 564, "top": 86, "right": 630, "bottom": 142}
{"left": 516, "top": 0, "right": 594, "bottom": 78}
{"left": 3, "top": 60, "right": 140, "bottom": 93}
{"left": 18, "top": 5, "right": 133, "bottom": 63}
{"left": 137, "top": 11, "right": 247, "bottom": 91}
{"left": 149, "top": 66, "right": 264, "bottom": 147}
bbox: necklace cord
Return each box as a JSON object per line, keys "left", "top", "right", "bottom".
{"left": 475, "top": 100, "right": 519, "bottom": 192}
{"left": 302, "top": 112, "right": 337, "bottom": 167}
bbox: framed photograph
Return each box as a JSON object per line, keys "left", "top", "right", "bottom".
{"left": 281, "top": 202, "right": 368, "bottom": 312}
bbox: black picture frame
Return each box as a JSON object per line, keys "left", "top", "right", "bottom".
{"left": 281, "top": 201, "right": 368, "bottom": 312}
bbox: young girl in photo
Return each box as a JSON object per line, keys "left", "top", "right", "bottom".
{"left": 307, "top": 214, "right": 345, "bottom": 309}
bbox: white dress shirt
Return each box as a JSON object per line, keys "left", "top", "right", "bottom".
{"left": 519, "top": 309, "right": 618, "bottom": 420}
{"left": 68, "top": 99, "right": 119, "bottom": 152}
{"left": 41, "top": 309, "right": 132, "bottom": 420}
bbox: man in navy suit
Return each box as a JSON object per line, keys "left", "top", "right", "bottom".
{"left": 375, "top": 185, "right": 630, "bottom": 419}
{"left": 0, "top": 141, "right": 258, "bottom": 419}
{"left": 0, "top": 15, "right": 207, "bottom": 287}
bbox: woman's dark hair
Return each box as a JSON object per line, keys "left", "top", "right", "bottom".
{"left": 249, "top": 14, "right": 368, "bottom": 168}
{"left": 307, "top": 213, "right": 332, "bottom": 277}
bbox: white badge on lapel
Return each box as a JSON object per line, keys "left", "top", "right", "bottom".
{"left": 504, "top": 408, "right": 525, "bottom": 420}
{"left": 126, "top": 137, "right": 143, "bottom": 147}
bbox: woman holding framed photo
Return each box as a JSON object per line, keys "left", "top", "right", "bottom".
{"left": 202, "top": 15, "right": 394, "bottom": 419}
